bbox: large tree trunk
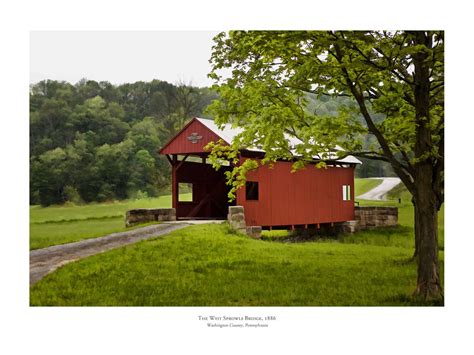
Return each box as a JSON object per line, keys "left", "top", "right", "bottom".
{"left": 412, "top": 31, "right": 443, "bottom": 301}
{"left": 413, "top": 174, "right": 442, "bottom": 300}
{"left": 412, "top": 197, "right": 420, "bottom": 260}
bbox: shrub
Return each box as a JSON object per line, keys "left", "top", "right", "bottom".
{"left": 135, "top": 190, "right": 149, "bottom": 200}
{"left": 63, "top": 185, "right": 84, "bottom": 205}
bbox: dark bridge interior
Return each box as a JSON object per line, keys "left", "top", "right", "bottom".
{"left": 172, "top": 158, "right": 234, "bottom": 220}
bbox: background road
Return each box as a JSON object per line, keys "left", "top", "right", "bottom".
{"left": 357, "top": 177, "right": 401, "bottom": 200}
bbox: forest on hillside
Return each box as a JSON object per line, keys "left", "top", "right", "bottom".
{"left": 30, "top": 79, "right": 393, "bottom": 206}
{"left": 29, "top": 79, "right": 217, "bottom": 206}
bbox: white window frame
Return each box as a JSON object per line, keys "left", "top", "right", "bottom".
{"left": 342, "top": 185, "right": 351, "bottom": 201}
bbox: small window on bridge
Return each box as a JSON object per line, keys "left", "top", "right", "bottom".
{"left": 178, "top": 183, "right": 193, "bottom": 202}
{"left": 342, "top": 185, "right": 351, "bottom": 201}
{"left": 246, "top": 181, "right": 259, "bottom": 201}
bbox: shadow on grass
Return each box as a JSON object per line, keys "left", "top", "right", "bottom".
{"left": 261, "top": 225, "right": 413, "bottom": 246}
{"left": 384, "top": 293, "right": 444, "bottom": 306}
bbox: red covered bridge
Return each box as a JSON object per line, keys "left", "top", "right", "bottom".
{"left": 159, "top": 117, "right": 361, "bottom": 229}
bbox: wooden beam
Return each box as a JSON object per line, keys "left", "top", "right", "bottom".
{"left": 176, "top": 154, "right": 189, "bottom": 172}
{"left": 187, "top": 194, "right": 211, "bottom": 218}
{"left": 165, "top": 154, "right": 173, "bottom": 165}
{"left": 172, "top": 155, "right": 178, "bottom": 210}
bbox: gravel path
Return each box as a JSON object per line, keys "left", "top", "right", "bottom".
{"left": 357, "top": 177, "right": 401, "bottom": 200}
{"left": 30, "top": 223, "right": 190, "bottom": 285}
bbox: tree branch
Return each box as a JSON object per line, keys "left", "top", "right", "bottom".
{"left": 332, "top": 38, "right": 416, "bottom": 195}
{"left": 341, "top": 34, "right": 414, "bottom": 86}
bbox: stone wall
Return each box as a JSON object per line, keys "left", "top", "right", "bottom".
{"left": 245, "top": 226, "right": 263, "bottom": 239}
{"left": 125, "top": 208, "right": 176, "bottom": 227}
{"left": 340, "top": 206, "right": 398, "bottom": 233}
{"left": 355, "top": 206, "right": 398, "bottom": 228}
{"left": 227, "top": 206, "right": 262, "bottom": 239}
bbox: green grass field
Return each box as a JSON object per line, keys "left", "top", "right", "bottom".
{"left": 29, "top": 193, "right": 191, "bottom": 250}
{"left": 30, "top": 221, "right": 443, "bottom": 306}
{"left": 29, "top": 178, "right": 444, "bottom": 306}
{"left": 30, "top": 194, "right": 177, "bottom": 223}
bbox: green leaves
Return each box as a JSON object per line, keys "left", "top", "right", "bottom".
{"left": 208, "top": 31, "right": 444, "bottom": 199}
{"left": 30, "top": 78, "right": 218, "bottom": 205}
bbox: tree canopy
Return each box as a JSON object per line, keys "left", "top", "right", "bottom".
{"left": 209, "top": 31, "right": 443, "bottom": 202}
{"left": 30, "top": 79, "right": 217, "bottom": 206}
{"left": 208, "top": 30, "right": 444, "bottom": 300}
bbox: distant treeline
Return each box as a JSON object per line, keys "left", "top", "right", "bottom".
{"left": 30, "top": 79, "right": 217, "bottom": 206}
{"left": 30, "top": 79, "right": 392, "bottom": 206}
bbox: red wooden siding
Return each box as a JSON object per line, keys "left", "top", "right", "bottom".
{"left": 236, "top": 159, "right": 355, "bottom": 227}
{"left": 160, "top": 119, "right": 224, "bottom": 155}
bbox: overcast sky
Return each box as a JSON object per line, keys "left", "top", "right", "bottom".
{"left": 30, "top": 31, "right": 221, "bottom": 87}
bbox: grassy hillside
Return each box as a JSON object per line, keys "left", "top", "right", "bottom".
{"left": 354, "top": 178, "right": 382, "bottom": 197}
{"left": 386, "top": 181, "right": 411, "bottom": 201}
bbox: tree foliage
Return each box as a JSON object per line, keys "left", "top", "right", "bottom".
{"left": 209, "top": 31, "right": 443, "bottom": 200}
{"left": 30, "top": 79, "right": 217, "bottom": 206}
{"left": 208, "top": 31, "right": 444, "bottom": 300}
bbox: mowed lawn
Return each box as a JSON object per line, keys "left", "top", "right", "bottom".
{"left": 30, "top": 180, "right": 444, "bottom": 306}
{"left": 29, "top": 194, "right": 191, "bottom": 250}
{"left": 30, "top": 222, "right": 443, "bottom": 306}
